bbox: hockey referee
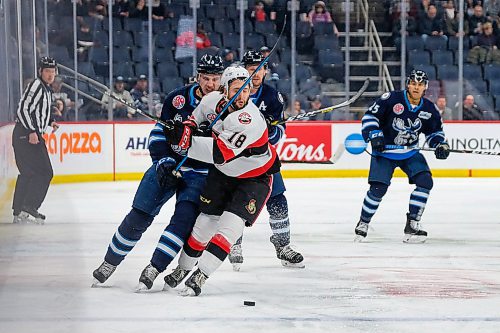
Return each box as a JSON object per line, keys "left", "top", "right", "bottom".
{"left": 12, "top": 56, "right": 60, "bottom": 224}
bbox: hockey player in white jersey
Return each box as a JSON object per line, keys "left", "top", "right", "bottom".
{"left": 162, "top": 66, "right": 280, "bottom": 296}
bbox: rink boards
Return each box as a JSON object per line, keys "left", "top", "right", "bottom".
{"left": 2, "top": 121, "right": 500, "bottom": 185}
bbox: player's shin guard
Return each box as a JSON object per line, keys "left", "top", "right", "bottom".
{"left": 104, "top": 208, "right": 154, "bottom": 267}
{"left": 405, "top": 186, "right": 430, "bottom": 243}
{"left": 355, "top": 184, "right": 386, "bottom": 242}
{"left": 181, "top": 212, "right": 244, "bottom": 296}
{"left": 267, "top": 194, "right": 291, "bottom": 248}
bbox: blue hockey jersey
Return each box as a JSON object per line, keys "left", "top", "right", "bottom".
{"left": 361, "top": 90, "right": 446, "bottom": 160}
{"left": 250, "top": 83, "right": 285, "bottom": 145}
{"left": 148, "top": 83, "right": 210, "bottom": 172}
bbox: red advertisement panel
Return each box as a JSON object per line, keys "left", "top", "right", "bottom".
{"left": 276, "top": 123, "right": 332, "bottom": 162}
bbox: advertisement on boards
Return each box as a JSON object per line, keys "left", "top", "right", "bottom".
{"left": 42, "top": 123, "right": 113, "bottom": 175}
{"left": 114, "top": 123, "right": 153, "bottom": 174}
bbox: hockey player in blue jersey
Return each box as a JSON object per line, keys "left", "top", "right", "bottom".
{"left": 228, "top": 50, "right": 305, "bottom": 270}
{"left": 92, "top": 55, "right": 225, "bottom": 288}
{"left": 355, "top": 69, "right": 450, "bottom": 243}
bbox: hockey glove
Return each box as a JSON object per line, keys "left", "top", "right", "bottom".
{"left": 369, "top": 130, "right": 385, "bottom": 153}
{"left": 166, "top": 120, "right": 196, "bottom": 156}
{"left": 434, "top": 142, "right": 450, "bottom": 160}
{"left": 155, "top": 157, "right": 179, "bottom": 187}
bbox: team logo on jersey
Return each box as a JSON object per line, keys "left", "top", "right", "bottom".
{"left": 245, "top": 199, "right": 257, "bottom": 215}
{"left": 238, "top": 112, "right": 252, "bottom": 124}
{"left": 172, "top": 95, "right": 185, "bottom": 109}
{"left": 174, "top": 114, "right": 183, "bottom": 122}
{"left": 393, "top": 103, "right": 405, "bottom": 115}
{"left": 207, "top": 113, "right": 217, "bottom": 122}
{"left": 381, "top": 92, "right": 391, "bottom": 100}
{"left": 392, "top": 118, "right": 422, "bottom": 145}
{"left": 418, "top": 111, "right": 432, "bottom": 120}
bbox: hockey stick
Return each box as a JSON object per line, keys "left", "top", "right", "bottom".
{"left": 173, "top": 17, "right": 288, "bottom": 174}
{"left": 57, "top": 65, "right": 173, "bottom": 129}
{"left": 271, "top": 78, "right": 370, "bottom": 125}
{"left": 384, "top": 144, "right": 500, "bottom": 156}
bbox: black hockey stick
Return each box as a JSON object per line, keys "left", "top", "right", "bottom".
{"left": 384, "top": 144, "right": 500, "bottom": 156}
{"left": 271, "top": 78, "right": 370, "bottom": 125}
{"left": 173, "top": 17, "right": 288, "bottom": 174}
{"left": 57, "top": 65, "right": 173, "bottom": 129}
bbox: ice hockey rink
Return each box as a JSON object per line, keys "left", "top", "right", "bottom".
{"left": 1, "top": 177, "right": 499, "bottom": 333}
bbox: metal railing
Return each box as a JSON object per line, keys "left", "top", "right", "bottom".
{"left": 357, "top": 0, "right": 369, "bottom": 46}
{"left": 367, "top": 20, "right": 394, "bottom": 92}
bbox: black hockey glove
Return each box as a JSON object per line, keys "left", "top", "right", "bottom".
{"left": 196, "top": 121, "right": 212, "bottom": 137}
{"left": 264, "top": 115, "right": 275, "bottom": 130}
{"left": 368, "top": 130, "right": 385, "bottom": 153}
{"left": 165, "top": 120, "right": 196, "bottom": 156}
{"left": 434, "top": 142, "right": 450, "bottom": 160}
{"left": 155, "top": 157, "right": 179, "bottom": 187}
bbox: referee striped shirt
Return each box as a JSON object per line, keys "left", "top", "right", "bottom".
{"left": 16, "top": 78, "right": 53, "bottom": 134}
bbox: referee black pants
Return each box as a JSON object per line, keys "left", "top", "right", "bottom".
{"left": 12, "top": 123, "right": 53, "bottom": 215}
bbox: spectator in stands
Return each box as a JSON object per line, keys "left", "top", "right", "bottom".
{"left": 468, "top": 4, "right": 488, "bottom": 35}
{"left": 417, "top": 4, "right": 447, "bottom": 41}
{"left": 77, "top": 24, "right": 94, "bottom": 61}
{"left": 460, "top": 94, "right": 484, "bottom": 120}
{"left": 130, "top": 0, "right": 166, "bottom": 21}
{"left": 435, "top": 95, "right": 453, "bottom": 120}
{"left": 417, "top": 0, "right": 432, "bottom": 20}
{"left": 307, "top": 1, "right": 340, "bottom": 37}
{"left": 251, "top": 1, "right": 268, "bottom": 22}
{"left": 52, "top": 77, "right": 75, "bottom": 119}
{"left": 112, "top": 0, "right": 130, "bottom": 19}
{"left": 52, "top": 98, "right": 66, "bottom": 122}
{"left": 389, "top": 0, "right": 418, "bottom": 22}
{"left": 484, "top": 0, "right": 500, "bottom": 22}
{"left": 221, "top": 48, "right": 235, "bottom": 67}
{"left": 102, "top": 76, "right": 136, "bottom": 119}
{"left": 130, "top": 74, "right": 161, "bottom": 115}
{"left": 467, "top": 21, "right": 500, "bottom": 63}
{"left": 307, "top": 95, "right": 326, "bottom": 120}
{"left": 286, "top": 100, "right": 308, "bottom": 120}
{"left": 465, "top": 0, "right": 481, "bottom": 18}
{"left": 392, "top": 16, "right": 418, "bottom": 49}
{"left": 443, "top": 1, "right": 469, "bottom": 36}
{"left": 195, "top": 22, "right": 212, "bottom": 50}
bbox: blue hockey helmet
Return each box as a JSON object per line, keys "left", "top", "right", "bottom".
{"left": 406, "top": 69, "right": 429, "bottom": 89}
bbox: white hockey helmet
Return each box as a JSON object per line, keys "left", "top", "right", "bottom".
{"left": 220, "top": 65, "right": 251, "bottom": 92}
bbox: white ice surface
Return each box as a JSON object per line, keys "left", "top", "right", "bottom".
{"left": 1, "top": 178, "right": 499, "bottom": 333}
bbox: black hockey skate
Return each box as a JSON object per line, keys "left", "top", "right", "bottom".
{"left": 135, "top": 263, "right": 160, "bottom": 292}
{"left": 92, "top": 261, "right": 117, "bottom": 287}
{"left": 276, "top": 244, "right": 305, "bottom": 268}
{"left": 228, "top": 244, "right": 243, "bottom": 271}
{"left": 354, "top": 220, "right": 369, "bottom": 242}
{"left": 180, "top": 268, "right": 208, "bottom": 296}
{"left": 163, "top": 265, "right": 190, "bottom": 290}
{"left": 403, "top": 214, "right": 427, "bottom": 244}
{"left": 18, "top": 207, "right": 46, "bottom": 224}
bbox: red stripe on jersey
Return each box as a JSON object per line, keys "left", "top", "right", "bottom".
{"left": 246, "top": 130, "right": 269, "bottom": 149}
{"left": 210, "top": 233, "right": 231, "bottom": 253}
{"left": 187, "top": 235, "right": 207, "bottom": 251}
{"left": 238, "top": 144, "right": 277, "bottom": 178}
{"left": 215, "top": 137, "right": 236, "bottom": 161}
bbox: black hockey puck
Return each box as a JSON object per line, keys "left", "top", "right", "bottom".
{"left": 243, "top": 301, "right": 256, "bottom": 306}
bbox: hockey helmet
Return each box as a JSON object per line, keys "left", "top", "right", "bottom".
{"left": 197, "top": 54, "right": 224, "bottom": 75}
{"left": 38, "top": 56, "right": 57, "bottom": 70}
{"left": 220, "top": 66, "right": 251, "bottom": 92}
{"left": 406, "top": 69, "right": 428, "bottom": 89}
{"left": 242, "top": 50, "right": 267, "bottom": 69}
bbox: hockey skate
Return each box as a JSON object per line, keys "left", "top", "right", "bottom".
{"left": 13, "top": 212, "right": 30, "bottom": 224}
{"left": 354, "top": 220, "right": 369, "bottom": 242}
{"left": 135, "top": 263, "right": 159, "bottom": 292}
{"left": 276, "top": 244, "right": 305, "bottom": 268}
{"left": 16, "top": 208, "right": 45, "bottom": 225}
{"left": 92, "top": 261, "right": 117, "bottom": 287}
{"left": 228, "top": 244, "right": 243, "bottom": 271}
{"left": 163, "top": 265, "right": 190, "bottom": 290}
{"left": 179, "top": 268, "right": 208, "bottom": 296}
{"left": 403, "top": 214, "right": 427, "bottom": 244}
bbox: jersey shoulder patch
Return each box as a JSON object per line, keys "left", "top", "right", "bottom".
{"left": 381, "top": 92, "right": 391, "bottom": 100}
